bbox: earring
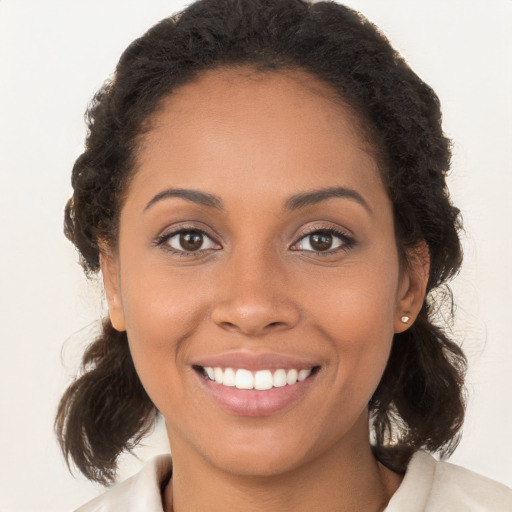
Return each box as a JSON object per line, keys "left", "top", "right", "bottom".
{"left": 400, "top": 315, "right": 410, "bottom": 324}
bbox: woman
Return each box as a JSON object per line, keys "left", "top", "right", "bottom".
{"left": 55, "top": 0, "right": 512, "bottom": 510}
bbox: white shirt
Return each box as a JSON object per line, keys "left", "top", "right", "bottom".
{"left": 74, "top": 451, "right": 512, "bottom": 511}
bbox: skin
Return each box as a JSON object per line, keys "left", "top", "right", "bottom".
{"left": 101, "top": 66, "right": 429, "bottom": 512}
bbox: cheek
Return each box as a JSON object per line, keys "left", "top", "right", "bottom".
{"left": 305, "top": 253, "right": 399, "bottom": 333}
{"left": 118, "top": 263, "right": 211, "bottom": 402}
{"left": 301, "top": 256, "right": 400, "bottom": 393}
{"left": 120, "top": 247, "right": 212, "bottom": 337}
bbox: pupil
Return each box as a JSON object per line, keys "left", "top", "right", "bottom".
{"left": 310, "top": 233, "right": 332, "bottom": 251}
{"left": 180, "top": 231, "right": 203, "bottom": 251}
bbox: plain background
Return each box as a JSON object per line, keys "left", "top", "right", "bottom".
{"left": 0, "top": 1, "right": 511, "bottom": 511}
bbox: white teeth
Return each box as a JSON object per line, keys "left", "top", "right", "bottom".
{"left": 286, "top": 368, "right": 298, "bottom": 385}
{"left": 298, "top": 369, "right": 311, "bottom": 381}
{"left": 254, "top": 370, "right": 273, "bottom": 390}
{"left": 273, "top": 369, "right": 287, "bottom": 388}
{"left": 202, "top": 366, "right": 313, "bottom": 389}
{"left": 214, "top": 367, "right": 224, "bottom": 384}
{"left": 223, "top": 367, "right": 236, "bottom": 387}
{"left": 235, "top": 369, "right": 254, "bottom": 389}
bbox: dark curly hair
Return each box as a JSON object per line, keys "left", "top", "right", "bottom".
{"left": 56, "top": 0, "right": 466, "bottom": 485}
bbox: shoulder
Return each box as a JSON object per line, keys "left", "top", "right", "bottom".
{"left": 73, "top": 454, "right": 172, "bottom": 512}
{"left": 386, "top": 451, "right": 512, "bottom": 512}
{"left": 429, "top": 455, "right": 512, "bottom": 509}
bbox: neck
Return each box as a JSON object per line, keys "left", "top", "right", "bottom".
{"left": 163, "top": 415, "right": 402, "bottom": 512}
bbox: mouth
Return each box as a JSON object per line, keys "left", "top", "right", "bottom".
{"left": 192, "top": 362, "right": 320, "bottom": 417}
{"left": 195, "top": 365, "right": 317, "bottom": 390}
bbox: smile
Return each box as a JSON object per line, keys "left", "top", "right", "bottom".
{"left": 192, "top": 354, "right": 320, "bottom": 416}
{"left": 201, "top": 367, "right": 313, "bottom": 390}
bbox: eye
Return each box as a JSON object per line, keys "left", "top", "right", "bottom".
{"left": 291, "top": 228, "right": 353, "bottom": 253}
{"left": 158, "top": 228, "right": 221, "bottom": 253}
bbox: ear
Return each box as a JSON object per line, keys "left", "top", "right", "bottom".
{"left": 394, "top": 241, "right": 430, "bottom": 333}
{"left": 99, "top": 241, "right": 126, "bottom": 332}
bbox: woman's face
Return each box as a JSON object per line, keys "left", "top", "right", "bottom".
{"left": 103, "top": 67, "right": 423, "bottom": 477}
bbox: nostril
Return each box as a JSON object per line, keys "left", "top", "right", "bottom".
{"left": 219, "top": 321, "right": 240, "bottom": 333}
{"left": 212, "top": 300, "right": 300, "bottom": 336}
{"left": 217, "top": 320, "right": 288, "bottom": 335}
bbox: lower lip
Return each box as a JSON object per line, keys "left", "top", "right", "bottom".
{"left": 196, "top": 371, "right": 317, "bottom": 417}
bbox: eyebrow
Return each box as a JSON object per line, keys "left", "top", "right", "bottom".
{"left": 284, "top": 186, "right": 373, "bottom": 215}
{"left": 144, "top": 188, "right": 223, "bottom": 212}
{"left": 143, "top": 185, "right": 372, "bottom": 215}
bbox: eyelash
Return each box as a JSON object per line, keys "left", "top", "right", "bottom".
{"left": 154, "top": 225, "right": 355, "bottom": 257}
{"left": 154, "top": 225, "right": 221, "bottom": 257}
{"left": 291, "top": 227, "right": 355, "bottom": 256}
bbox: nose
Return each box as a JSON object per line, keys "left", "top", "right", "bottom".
{"left": 210, "top": 249, "right": 300, "bottom": 337}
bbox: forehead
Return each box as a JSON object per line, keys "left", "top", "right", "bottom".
{"left": 146, "top": 66, "right": 369, "bottom": 148}
{"left": 130, "top": 66, "right": 385, "bottom": 210}
{"left": 161, "top": 66, "right": 346, "bottom": 113}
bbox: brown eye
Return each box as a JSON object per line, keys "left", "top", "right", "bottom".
{"left": 180, "top": 231, "right": 204, "bottom": 251}
{"left": 291, "top": 229, "right": 351, "bottom": 253}
{"left": 164, "top": 229, "right": 220, "bottom": 253}
{"left": 309, "top": 233, "right": 333, "bottom": 251}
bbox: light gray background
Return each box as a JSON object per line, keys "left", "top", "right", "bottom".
{"left": 0, "top": 1, "right": 511, "bottom": 511}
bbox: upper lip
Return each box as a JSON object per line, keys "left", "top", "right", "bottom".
{"left": 191, "top": 351, "right": 320, "bottom": 372}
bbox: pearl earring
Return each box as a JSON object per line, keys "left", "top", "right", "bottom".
{"left": 401, "top": 315, "right": 410, "bottom": 324}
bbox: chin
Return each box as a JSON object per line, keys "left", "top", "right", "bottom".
{"left": 208, "top": 443, "right": 312, "bottom": 478}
